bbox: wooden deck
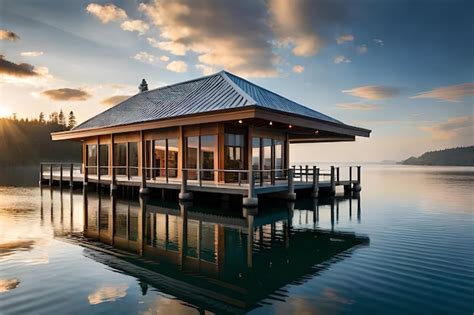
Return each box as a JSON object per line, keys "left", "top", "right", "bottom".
{"left": 39, "top": 163, "right": 361, "bottom": 203}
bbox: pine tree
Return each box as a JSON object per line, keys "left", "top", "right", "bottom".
{"left": 58, "top": 109, "right": 66, "bottom": 126}
{"left": 39, "top": 112, "right": 45, "bottom": 123}
{"left": 68, "top": 111, "right": 76, "bottom": 129}
{"left": 50, "top": 112, "right": 59, "bottom": 124}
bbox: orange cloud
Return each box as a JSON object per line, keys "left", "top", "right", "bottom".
{"left": 88, "top": 285, "right": 128, "bottom": 305}
{"left": 166, "top": 60, "right": 188, "bottom": 73}
{"left": 0, "top": 29, "right": 20, "bottom": 41}
{"left": 342, "top": 85, "right": 400, "bottom": 100}
{"left": 420, "top": 115, "right": 473, "bottom": 140}
{"left": 86, "top": 3, "right": 127, "bottom": 23}
{"left": 336, "top": 34, "right": 354, "bottom": 44}
{"left": 411, "top": 83, "right": 474, "bottom": 102}
{"left": 336, "top": 103, "right": 379, "bottom": 110}
{"left": 292, "top": 65, "right": 305, "bottom": 73}
{"left": 42, "top": 88, "right": 91, "bottom": 101}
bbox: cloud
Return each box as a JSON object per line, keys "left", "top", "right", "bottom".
{"left": 356, "top": 44, "right": 368, "bottom": 54}
{"left": 0, "top": 29, "right": 20, "bottom": 41}
{"left": 0, "top": 54, "right": 38, "bottom": 77}
{"left": 86, "top": 3, "right": 127, "bottom": 23}
{"left": 342, "top": 85, "right": 400, "bottom": 99}
{"left": 336, "top": 34, "right": 354, "bottom": 44}
{"left": 420, "top": 115, "right": 473, "bottom": 140}
{"left": 159, "top": 55, "right": 170, "bottom": 62}
{"left": 373, "top": 38, "right": 384, "bottom": 46}
{"left": 120, "top": 19, "right": 149, "bottom": 35}
{"left": 88, "top": 285, "right": 128, "bottom": 305}
{"left": 140, "top": 0, "right": 278, "bottom": 77}
{"left": 336, "top": 103, "right": 379, "bottom": 110}
{"left": 42, "top": 88, "right": 91, "bottom": 101}
{"left": 269, "top": 0, "right": 346, "bottom": 57}
{"left": 20, "top": 51, "right": 44, "bottom": 57}
{"left": 133, "top": 51, "right": 155, "bottom": 64}
{"left": 196, "top": 64, "right": 214, "bottom": 75}
{"left": 166, "top": 60, "right": 187, "bottom": 73}
{"left": 334, "top": 55, "right": 350, "bottom": 64}
{"left": 292, "top": 65, "right": 305, "bottom": 73}
{"left": 100, "top": 95, "right": 131, "bottom": 106}
{"left": 411, "top": 83, "right": 474, "bottom": 102}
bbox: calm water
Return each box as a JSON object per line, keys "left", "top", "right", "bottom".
{"left": 0, "top": 165, "right": 473, "bottom": 314}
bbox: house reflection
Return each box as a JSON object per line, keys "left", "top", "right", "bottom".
{"left": 77, "top": 190, "right": 367, "bottom": 313}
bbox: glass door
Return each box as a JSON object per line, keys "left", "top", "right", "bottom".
{"left": 200, "top": 135, "right": 216, "bottom": 180}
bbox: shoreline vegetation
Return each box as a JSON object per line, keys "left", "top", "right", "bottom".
{"left": 0, "top": 112, "right": 81, "bottom": 167}
{"left": 400, "top": 146, "right": 474, "bottom": 166}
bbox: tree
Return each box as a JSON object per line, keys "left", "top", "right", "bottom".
{"left": 58, "top": 109, "right": 66, "bottom": 126}
{"left": 39, "top": 112, "right": 45, "bottom": 123}
{"left": 68, "top": 111, "right": 76, "bottom": 129}
{"left": 50, "top": 112, "right": 59, "bottom": 124}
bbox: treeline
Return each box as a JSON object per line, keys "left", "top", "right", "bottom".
{"left": 400, "top": 146, "right": 474, "bottom": 166}
{"left": 0, "top": 112, "right": 82, "bottom": 166}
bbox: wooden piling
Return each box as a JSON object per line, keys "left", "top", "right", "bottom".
{"left": 243, "top": 171, "right": 258, "bottom": 207}
{"left": 59, "top": 164, "right": 63, "bottom": 190}
{"left": 330, "top": 166, "right": 335, "bottom": 195}
{"left": 39, "top": 163, "right": 43, "bottom": 185}
{"left": 311, "top": 166, "right": 319, "bottom": 198}
{"left": 179, "top": 169, "right": 193, "bottom": 200}
{"left": 49, "top": 163, "right": 53, "bottom": 186}
{"left": 69, "top": 163, "right": 74, "bottom": 188}
{"left": 305, "top": 165, "right": 309, "bottom": 182}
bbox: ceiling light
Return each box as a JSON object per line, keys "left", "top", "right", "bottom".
{"left": 289, "top": 124, "right": 292, "bottom": 128}
{"left": 238, "top": 120, "right": 243, "bottom": 124}
{"left": 315, "top": 130, "right": 320, "bottom": 134}
{"left": 269, "top": 121, "right": 273, "bottom": 126}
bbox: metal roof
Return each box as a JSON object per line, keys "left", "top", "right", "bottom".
{"left": 74, "top": 71, "right": 343, "bottom": 130}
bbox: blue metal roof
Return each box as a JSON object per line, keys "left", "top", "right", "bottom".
{"left": 74, "top": 71, "right": 342, "bottom": 130}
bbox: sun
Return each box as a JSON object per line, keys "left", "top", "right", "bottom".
{"left": 0, "top": 106, "right": 12, "bottom": 118}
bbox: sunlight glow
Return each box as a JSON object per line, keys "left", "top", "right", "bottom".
{"left": 0, "top": 106, "right": 12, "bottom": 118}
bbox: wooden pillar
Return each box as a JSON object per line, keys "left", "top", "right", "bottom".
{"left": 247, "top": 125, "right": 254, "bottom": 182}
{"left": 284, "top": 133, "right": 290, "bottom": 178}
{"left": 69, "top": 163, "right": 74, "bottom": 188}
{"left": 336, "top": 167, "right": 340, "bottom": 183}
{"left": 49, "top": 163, "right": 53, "bottom": 186}
{"left": 305, "top": 165, "right": 309, "bottom": 182}
{"left": 179, "top": 169, "right": 193, "bottom": 200}
{"left": 330, "top": 166, "right": 336, "bottom": 195}
{"left": 84, "top": 162, "right": 88, "bottom": 186}
{"left": 218, "top": 122, "right": 225, "bottom": 182}
{"left": 97, "top": 137, "right": 101, "bottom": 184}
{"left": 311, "top": 166, "right": 319, "bottom": 198}
{"left": 140, "top": 130, "right": 150, "bottom": 194}
{"left": 110, "top": 134, "right": 117, "bottom": 194}
{"left": 286, "top": 168, "right": 296, "bottom": 200}
{"left": 299, "top": 165, "right": 303, "bottom": 182}
{"left": 59, "top": 164, "right": 63, "bottom": 190}
{"left": 353, "top": 166, "right": 362, "bottom": 192}
{"left": 39, "top": 163, "right": 43, "bottom": 185}
{"left": 243, "top": 171, "right": 257, "bottom": 207}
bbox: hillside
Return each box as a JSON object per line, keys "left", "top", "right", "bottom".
{"left": 0, "top": 118, "right": 81, "bottom": 166}
{"left": 400, "top": 146, "right": 474, "bottom": 166}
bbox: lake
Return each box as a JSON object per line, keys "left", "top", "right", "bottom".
{"left": 0, "top": 165, "right": 473, "bottom": 314}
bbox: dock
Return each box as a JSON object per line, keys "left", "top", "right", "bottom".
{"left": 39, "top": 163, "right": 362, "bottom": 204}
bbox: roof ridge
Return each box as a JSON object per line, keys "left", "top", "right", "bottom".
{"left": 219, "top": 71, "right": 257, "bottom": 105}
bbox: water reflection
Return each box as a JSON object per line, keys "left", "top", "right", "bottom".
{"left": 65, "top": 189, "right": 368, "bottom": 313}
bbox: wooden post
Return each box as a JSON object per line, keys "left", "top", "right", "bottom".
{"left": 336, "top": 167, "right": 340, "bottom": 183}
{"left": 179, "top": 169, "right": 193, "bottom": 200}
{"left": 70, "top": 163, "right": 73, "bottom": 188}
{"left": 330, "top": 166, "right": 335, "bottom": 195}
{"left": 39, "top": 163, "right": 43, "bottom": 185}
{"left": 243, "top": 171, "right": 258, "bottom": 207}
{"left": 139, "top": 131, "right": 149, "bottom": 195}
{"left": 353, "top": 166, "right": 362, "bottom": 192}
{"left": 59, "top": 164, "right": 63, "bottom": 190}
{"left": 357, "top": 166, "right": 361, "bottom": 184}
{"left": 311, "top": 166, "right": 319, "bottom": 198}
{"left": 305, "top": 165, "right": 309, "bottom": 182}
{"left": 286, "top": 168, "right": 296, "bottom": 200}
{"left": 49, "top": 163, "right": 53, "bottom": 186}
{"left": 84, "top": 163, "right": 88, "bottom": 186}
{"left": 299, "top": 165, "right": 303, "bottom": 182}
{"left": 349, "top": 166, "right": 352, "bottom": 184}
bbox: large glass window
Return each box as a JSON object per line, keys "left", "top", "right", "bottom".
{"left": 87, "top": 144, "right": 97, "bottom": 175}
{"left": 201, "top": 135, "right": 216, "bottom": 180}
{"left": 154, "top": 140, "right": 166, "bottom": 178}
{"left": 186, "top": 136, "right": 198, "bottom": 180}
{"left": 225, "top": 133, "right": 245, "bottom": 182}
{"left": 114, "top": 143, "right": 127, "bottom": 175}
{"left": 262, "top": 138, "right": 272, "bottom": 180}
{"left": 128, "top": 142, "right": 138, "bottom": 177}
{"left": 252, "top": 137, "right": 260, "bottom": 180}
{"left": 167, "top": 138, "right": 179, "bottom": 178}
{"left": 274, "top": 140, "right": 283, "bottom": 178}
{"left": 99, "top": 144, "right": 109, "bottom": 176}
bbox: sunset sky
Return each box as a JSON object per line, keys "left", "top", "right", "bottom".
{"left": 0, "top": 0, "right": 472, "bottom": 162}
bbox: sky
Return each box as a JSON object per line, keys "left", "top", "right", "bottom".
{"left": 0, "top": 0, "right": 473, "bottom": 162}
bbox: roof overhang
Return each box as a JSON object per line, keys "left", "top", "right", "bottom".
{"left": 51, "top": 106, "right": 371, "bottom": 141}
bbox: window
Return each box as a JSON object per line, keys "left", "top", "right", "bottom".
{"left": 224, "top": 133, "right": 245, "bottom": 182}
{"left": 99, "top": 144, "right": 109, "bottom": 176}
{"left": 154, "top": 140, "right": 166, "bottom": 178}
{"left": 201, "top": 135, "right": 216, "bottom": 180}
{"left": 274, "top": 140, "right": 283, "bottom": 178}
{"left": 186, "top": 136, "right": 198, "bottom": 180}
{"left": 114, "top": 143, "right": 127, "bottom": 175}
{"left": 262, "top": 138, "right": 272, "bottom": 180}
{"left": 252, "top": 137, "right": 260, "bottom": 179}
{"left": 167, "top": 138, "right": 179, "bottom": 178}
{"left": 128, "top": 142, "right": 138, "bottom": 177}
{"left": 87, "top": 144, "right": 97, "bottom": 175}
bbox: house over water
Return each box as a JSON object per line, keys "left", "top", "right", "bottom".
{"left": 51, "top": 71, "right": 371, "bottom": 206}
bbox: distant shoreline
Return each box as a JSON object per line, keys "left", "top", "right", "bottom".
{"left": 399, "top": 146, "right": 474, "bottom": 167}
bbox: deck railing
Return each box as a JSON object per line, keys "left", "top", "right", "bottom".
{"left": 40, "top": 162, "right": 361, "bottom": 196}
